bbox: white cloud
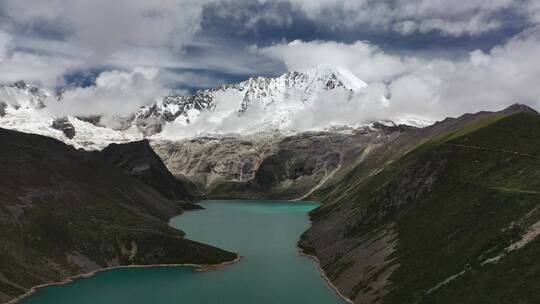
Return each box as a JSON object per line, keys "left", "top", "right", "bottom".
{"left": 524, "top": 0, "right": 540, "bottom": 24}
{"left": 0, "top": 0, "right": 226, "bottom": 87}
{"left": 255, "top": 28, "right": 540, "bottom": 122}
{"left": 3, "top": 0, "right": 208, "bottom": 62}
{"left": 0, "top": 0, "right": 283, "bottom": 94}
{"left": 46, "top": 68, "right": 168, "bottom": 117}
{"left": 257, "top": 39, "right": 420, "bottom": 83}
{"left": 0, "top": 0, "right": 539, "bottom": 125}
{"left": 0, "top": 34, "right": 82, "bottom": 87}
{"left": 0, "top": 31, "right": 12, "bottom": 60}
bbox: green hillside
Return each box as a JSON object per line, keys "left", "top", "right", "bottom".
{"left": 303, "top": 112, "right": 540, "bottom": 303}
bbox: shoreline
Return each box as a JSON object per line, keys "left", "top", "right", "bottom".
{"left": 9, "top": 206, "right": 241, "bottom": 304}
{"left": 297, "top": 210, "right": 354, "bottom": 304}
{"left": 297, "top": 247, "right": 355, "bottom": 304}
{"left": 8, "top": 201, "right": 343, "bottom": 304}
{"left": 199, "top": 198, "right": 319, "bottom": 203}
{"left": 7, "top": 254, "right": 241, "bottom": 304}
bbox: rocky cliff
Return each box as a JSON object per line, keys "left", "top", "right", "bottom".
{"left": 151, "top": 124, "right": 413, "bottom": 200}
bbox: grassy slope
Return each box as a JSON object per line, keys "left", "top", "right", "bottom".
{"left": 0, "top": 129, "right": 236, "bottom": 302}
{"left": 314, "top": 113, "right": 540, "bottom": 303}
{"left": 391, "top": 113, "right": 540, "bottom": 303}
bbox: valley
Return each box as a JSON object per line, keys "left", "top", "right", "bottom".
{"left": 2, "top": 102, "right": 540, "bottom": 304}
{"left": 3, "top": 2, "right": 540, "bottom": 303}
{"left": 21, "top": 201, "right": 345, "bottom": 304}
{"left": 1, "top": 65, "right": 540, "bottom": 304}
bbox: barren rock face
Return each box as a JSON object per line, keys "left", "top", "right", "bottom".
{"left": 151, "top": 126, "right": 404, "bottom": 200}
{"left": 51, "top": 117, "right": 76, "bottom": 139}
{"left": 151, "top": 135, "right": 280, "bottom": 190}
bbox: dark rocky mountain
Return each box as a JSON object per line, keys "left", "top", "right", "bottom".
{"left": 299, "top": 104, "right": 540, "bottom": 303}
{"left": 0, "top": 128, "right": 235, "bottom": 303}
{"left": 51, "top": 117, "right": 76, "bottom": 139}
{"left": 100, "top": 140, "right": 197, "bottom": 205}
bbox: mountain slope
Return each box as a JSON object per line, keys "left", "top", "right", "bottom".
{"left": 201, "top": 127, "right": 408, "bottom": 200}
{"left": 308, "top": 103, "right": 538, "bottom": 204}
{"left": 100, "top": 140, "right": 197, "bottom": 205}
{"left": 0, "top": 128, "right": 235, "bottom": 303}
{"left": 300, "top": 110, "right": 540, "bottom": 303}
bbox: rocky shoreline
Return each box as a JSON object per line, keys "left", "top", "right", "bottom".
{"left": 298, "top": 246, "right": 354, "bottom": 304}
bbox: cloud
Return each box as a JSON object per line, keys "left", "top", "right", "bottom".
{"left": 46, "top": 68, "right": 167, "bottom": 118}
{"left": 206, "top": 0, "right": 294, "bottom": 33}
{"left": 0, "top": 0, "right": 535, "bottom": 88}
{"left": 524, "top": 0, "right": 540, "bottom": 24}
{"left": 255, "top": 27, "right": 540, "bottom": 121}
{"left": 287, "top": 0, "right": 518, "bottom": 36}
{"left": 0, "top": 30, "right": 82, "bottom": 86}
{"left": 0, "top": 31, "right": 12, "bottom": 60}
{"left": 3, "top": 0, "right": 208, "bottom": 62}
{"left": 257, "top": 39, "right": 421, "bottom": 83}
{"left": 0, "top": 0, "right": 539, "bottom": 126}
{"left": 200, "top": 0, "right": 523, "bottom": 38}
{"left": 159, "top": 26, "right": 540, "bottom": 138}
{"left": 208, "top": 0, "right": 524, "bottom": 37}
{"left": 0, "top": 0, "right": 222, "bottom": 88}
{"left": 0, "top": 0, "right": 284, "bottom": 112}
{"left": 0, "top": 0, "right": 285, "bottom": 92}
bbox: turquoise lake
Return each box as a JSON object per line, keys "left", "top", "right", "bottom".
{"left": 23, "top": 200, "right": 344, "bottom": 304}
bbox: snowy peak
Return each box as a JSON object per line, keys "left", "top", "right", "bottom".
{"left": 300, "top": 65, "right": 367, "bottom": 93}
{"left": 0, "top": 81, "right": 49, "bottom": 112}
{"left": 0, "top": 67, "right": 426, "bottom": 148}
{"left": 134, "top": 66, "right": 369, "bottom": 136}
{"left": 237, "top": 65, "right": 367, "bottom": 105}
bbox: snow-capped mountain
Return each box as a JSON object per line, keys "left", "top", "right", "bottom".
{"left": 0, "top": 81, "right": 143, "bottom": 149}
{"left": 0, "top": 81, "right": 59, "bottom": 140}
{"left": 134, "top": 65, "right": 368, "bottom": 136}
{"left": 0, "top": 66, "right": 428, "bottom": 149}
{"left": 0, "top": 81, "right": 48, "bottom": 111}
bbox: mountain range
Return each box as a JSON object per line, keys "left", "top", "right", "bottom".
{"left": 0, "top": 66, "right": 428, "bottom": 150}
{"left": 1, "top": 66, "right": 540, "bottom": 304}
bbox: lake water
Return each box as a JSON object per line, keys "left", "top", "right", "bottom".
{"left": 23, "top": 200, "right": 344, "bottom": 304}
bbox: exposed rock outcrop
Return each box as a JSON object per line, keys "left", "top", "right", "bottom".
{"left": 51, "top": 117, "right": 76, "bottom": 139}
{"left": 151, "top": 126, "right": 410, "bottom": 200}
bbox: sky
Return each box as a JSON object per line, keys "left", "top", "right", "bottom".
{"left": 1, "top": 0, "right": 540, "bottom": 122}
